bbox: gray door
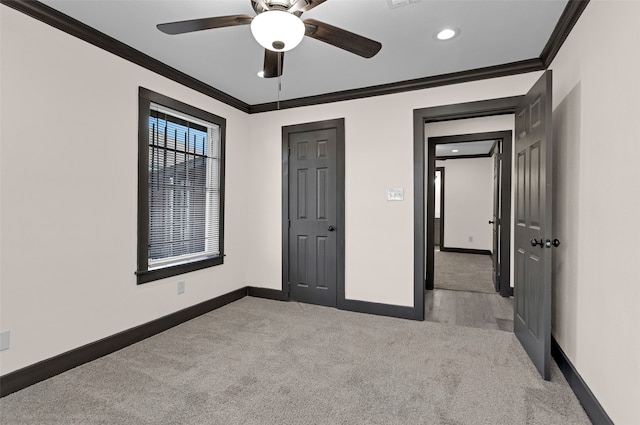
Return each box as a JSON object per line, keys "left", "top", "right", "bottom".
{"left": 491, "top": 147, "right": 500, "bottom": 291}
{"left": 288, "top": 128, "right": 338, "bottom": 307}
{"left": 514, "top": 71, "right": 553, "bottom": 380}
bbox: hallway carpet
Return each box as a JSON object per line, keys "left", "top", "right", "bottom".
{"left": 0, "top": 297, "right": 590, "bottom": 425}
{"left": 434, "top": 250, "right": 496, "bottom": 293}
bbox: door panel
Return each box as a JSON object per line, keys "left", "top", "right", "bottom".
{"left": 517, "top": 151, "right": 526, "bottom": 224}
{"left": 288, "top": 128, "right": 338, "bottom": 307}
{"left": 297, "top": 235, "right": 308, "bottom": 286}
{"left": 316, "top": 236, "right": 328, "bottom": 287}
{"left": 527, "top": 252, "right": 542, "bottom": 338}
{"left": 516, "top": 248, "right": 526, "bottom": 318}
{"left": 530, "top": 142, "right": 542, "bottom": 227}
{"left": 492, "top": 147, "right": 500, "bottom": 291}
{"left": 514, "top": 70, "right": 553, "bottom": 380}
{"left": 297, "top": 169, "right": 308, "bottom": 218}
{"left": 317, "top": 168, "right": 328, "bottom": 219}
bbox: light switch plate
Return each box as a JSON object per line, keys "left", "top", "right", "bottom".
{"left": 387, "top": 188, "right": 404, "bottom": 201}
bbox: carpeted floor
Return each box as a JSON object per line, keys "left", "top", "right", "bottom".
{"left": 0, "top": 297, "right": 590, "bottom": 425}
{"left": 434, "top": 250, "right": 496, "bottom": 293}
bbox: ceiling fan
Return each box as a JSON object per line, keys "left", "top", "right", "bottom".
{"left": 157, "top": 0, "right": 382, "bottom": 78}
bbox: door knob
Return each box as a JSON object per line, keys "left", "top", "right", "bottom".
{"left": 545, "top": 239, "right": 561, "bottom": 248}
{"left": 488, "top": 220, "right": 495, "bottom": 224}
{"left": 328, "top": 226, "right": 335, "bottom": 232}
{"left": 531, "top": 238, "right": 560, "bottom": 248}
{"left": 530, "top": 238, "right": 544, "bottom": 247}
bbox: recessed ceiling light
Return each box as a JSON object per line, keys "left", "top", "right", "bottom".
{"left": 452, "top": 149, "right": 459, "bottom": 153}
{"left": 436, "top": 28, "right": 459, "bottom": 41}
{"left": 257, "top": 71, "right": 265, "bottom": 78}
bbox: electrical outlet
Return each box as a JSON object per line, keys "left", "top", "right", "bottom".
{"left": 0, "top": 330, "right": 10, "bottom": 351}
{"left": 468, "top": 236, "right": 473, "bottom": 242}
{"left": 177, "top": 281, "right": 185, "bottom": 295}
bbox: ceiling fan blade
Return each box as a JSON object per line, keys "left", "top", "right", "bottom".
{"left": 263, "top": 49, "right": 285, "bottom": 78}
{"left": 288, "top": 0, "right": 327, "bottom": 14}
{"left": 157, "top": 15, "right": 253, "bottom": 35}
{"left": 303, "top": 19, "right": 381, "bottom": 58}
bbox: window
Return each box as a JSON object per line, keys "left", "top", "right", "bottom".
{"left": 137, "top": 88, "right": 225, "bottom": 284}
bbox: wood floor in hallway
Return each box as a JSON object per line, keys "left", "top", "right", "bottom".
{"left": 425, "top": 289, "right": 514, "bottom": 332}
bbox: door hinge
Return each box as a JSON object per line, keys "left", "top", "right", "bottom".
{"left": 288, "top": 219, "right": 291, "bottom": 228}
{"left": 288, "top": 147, "right": 291, "bottom": 157}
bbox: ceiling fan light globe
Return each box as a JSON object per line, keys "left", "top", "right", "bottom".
{"left": 250, "top": 10, "right": 305, "bottom": 52}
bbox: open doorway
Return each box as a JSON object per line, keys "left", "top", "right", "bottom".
{"left": 425, "top": 130, "right": 514, "bottom": 331}
{"left": 414, "top": 76, "right": 555, "bottom": 378}
{"left": 426, "top": 131, "right": 513, "bottom": 297}
{"left": 433, "top": 139, "right": 495, "bottom": 293}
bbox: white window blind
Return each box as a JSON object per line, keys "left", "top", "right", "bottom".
{"left": 147, "top": 103, "right": 221, "bottom": 270}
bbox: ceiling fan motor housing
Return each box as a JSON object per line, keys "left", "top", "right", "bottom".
{"left": 252, "top": 0, "right": 307, "bottom": 14}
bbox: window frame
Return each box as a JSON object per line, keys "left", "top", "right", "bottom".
{"left": 137, "top": 87, "right": 226, "bottom": 284}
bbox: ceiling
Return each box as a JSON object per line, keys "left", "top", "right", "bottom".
{"left": 435, "top": 140, "right": 495, "bottom": 158}
{"left": 36, "top": 0, "right": 569, "bottom": 106}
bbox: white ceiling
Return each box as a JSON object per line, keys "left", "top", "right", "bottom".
{"left": 40, "top": 0, "right": 569, "bottom": 105}
{"left": 435, "top": 140, "right": 496, "bottom": 158}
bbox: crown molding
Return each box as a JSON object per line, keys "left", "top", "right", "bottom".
{"left": 0, "top": 0, "right": 251, "bottom": 113}
{"left": 540, "top": 0, "right": 591, "bottom": 67}
{"left": 249, "top": 59, "right": 544, "bottom": 113}
{"left": 2, "top": 0, "right": 590, "bottom": 113}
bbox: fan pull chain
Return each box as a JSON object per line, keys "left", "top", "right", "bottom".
{"left": 277, "top": 51, "right": 282, "bottom": 110}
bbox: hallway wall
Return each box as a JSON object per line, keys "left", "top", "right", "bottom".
{"left": 436, "top": 157, "right": 493, "bottom": 251}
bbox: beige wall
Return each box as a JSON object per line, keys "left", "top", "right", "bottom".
{"left": 436, "top": 157, "right": 494, "bottom": 251}
{"left": 0, "top": 7, "right": 251, "bottom": 374}
{"left": 549, "top": 1, "right": 640, "bottom": 424}
{"left": 246, "top": 75, "right": 539, "bottom": 307}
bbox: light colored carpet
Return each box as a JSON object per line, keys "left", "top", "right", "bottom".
{"left": 0, "top": 297, "right": 590, "bottom": 425}
{"left": 434, "top": 250, "right": 496, "bottom": 294}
